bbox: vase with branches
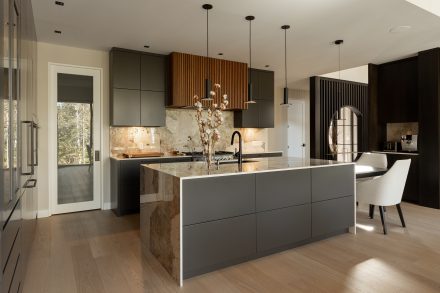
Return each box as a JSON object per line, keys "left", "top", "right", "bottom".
{"left": 194, "top": 83, "right": 228, "bottom": 169}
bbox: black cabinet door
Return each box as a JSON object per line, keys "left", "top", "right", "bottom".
{"left": 257, "top": 204, "right": 311, "bottom": 253}
{"left": 249, "top": 69, "right": 260, "bottom": 100}
{"left": 111, "top": 50, "right": 140, "bottom": 90}
{"left": 259, "top": 70, "right": 274, "bottom": 100}
{"left": 234, "top": 102, "right": 259, "bottom": 128}
{"left": 141, "top": 54, "right": 167, "bottom": 91}
{"left": 311, "top": 165, "right": 354, "bottom": 202}
{"left": 111, "top": 89, "right": 140, "bottom": 126}
{"left": 258, "top": 99, "right": 274, "bottom": 128}
{"left": 182, "top": 174, "right": 255, "bottom": 226}
{"left": 183, "top": 214, "right": 256, "bottom": 279}
{"left": 256, "top": 169, "right": 310, "bottom": 212}
{"left": 312, "top": 196, "right": 354, "bottom": 238}
{"left": 140, "top": 91, "right": 166, "bottom": 126}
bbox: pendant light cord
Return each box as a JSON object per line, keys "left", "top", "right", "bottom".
{"left": 249, "top": 20, "right": 252, "bottom": 72}
{"left": 284, "top": 28, "right": 287, "bottom": 88}
{"left": 206, "top": 8, "right": 209, "bottom": 81}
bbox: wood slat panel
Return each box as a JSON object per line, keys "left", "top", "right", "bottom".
{"left": 169, "top": 52, "right": 248, "bottom": 110}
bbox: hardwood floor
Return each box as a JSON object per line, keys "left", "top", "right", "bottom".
{"left": 23, "top": 203, "right": 440, "bottom": 293}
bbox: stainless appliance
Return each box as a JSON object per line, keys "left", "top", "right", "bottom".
{"left": 401, "top": 135, "right": 418, "bottom": 152}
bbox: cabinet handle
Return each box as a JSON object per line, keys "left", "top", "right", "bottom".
{"left": 23, "top": 179, "right": 37, "bottom": 189}
{"left": 33, "top": 122, "right": 39, "bottom": 166}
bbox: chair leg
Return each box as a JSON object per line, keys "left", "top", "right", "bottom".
{"left": 379, "top": 206, "right": 387, "bottom": 235}
{"left": 369, "top": 204, "right": 375, "bottom": 219}
{"left": 396, "top": 204, "right": 406, "bottom": 228}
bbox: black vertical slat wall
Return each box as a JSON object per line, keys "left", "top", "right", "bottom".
{"left": 310, "top": 76, "right": 369, "bottom": 160}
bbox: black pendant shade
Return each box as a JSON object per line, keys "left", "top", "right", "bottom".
{"left": 245, "top": 15, "right": 256, "bottom": 104}
{"left": 281, "top": 25, "right": 291, "bottom": 106}
{"left": 202, "top": 4, "right": 213, "bottom": 101}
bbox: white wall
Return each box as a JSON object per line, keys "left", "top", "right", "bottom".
{"left": 269, "top": 84, "right": 311, "bottom": 158}
{"left": 36, "top": 42, "right": 110, "bottom": 217}
{"left": 320, "top": 65, "right": 369, "bottom": 84}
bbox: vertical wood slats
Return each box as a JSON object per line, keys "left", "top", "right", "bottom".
{"left": 169, "top": 52, "right": 248, "bottom": 110}
{"left": 311, "top": 77, "right": 368, "bottom": 159}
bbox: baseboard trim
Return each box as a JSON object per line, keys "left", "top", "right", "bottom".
{"left": 102, "top": 202, "right": 111, "bottom": 210}
{"left": 38, "top": 209, "right": 51, "bottom": 218}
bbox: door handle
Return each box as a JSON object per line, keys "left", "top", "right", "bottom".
{"left": 23, "top": 179, "right": 37, "bottom": 188}
{"left": 301, "top": 143, "right": 306, "bottom": 147}
{"left": 33, "top": 122, "right": 39, "bottom": 166}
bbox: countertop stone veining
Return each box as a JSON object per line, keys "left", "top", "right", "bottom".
{"left": 141, "top": 157, "right": 354, "bottom": 179}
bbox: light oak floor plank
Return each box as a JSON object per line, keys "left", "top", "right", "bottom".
{"left": 22, "top": 203, "right": 440, "bottom": 293}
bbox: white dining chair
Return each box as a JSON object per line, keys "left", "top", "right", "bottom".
{"left": 356, "top": 159, "right": 411, "bottom": 234}
{"left": 356, "top": 152, "right": 387, "bottom": 169}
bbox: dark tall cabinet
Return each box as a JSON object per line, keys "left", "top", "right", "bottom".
{"left": 1, "top": 0, "right": 39, "bottom": 291}
{"left": 418, "top": 48, "right": 440, "bottom": 209}
{"left": 110, "top": 48, "right": 167, "bottom": 127}
{"left": 234, "top": 68, "right": 274, "bottom": 128}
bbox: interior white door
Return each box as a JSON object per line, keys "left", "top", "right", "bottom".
{"left": 49, "top": 64, "right": 102, "bottom": 214}
{"left": 287, "top": 100, "right": 306, "bottom": 158}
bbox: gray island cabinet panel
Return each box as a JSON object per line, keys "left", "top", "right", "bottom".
{"left": 256, "top": 169, "right": 310, "bottom": 212}
{"left": 182, "top": 174, "right": 255, "bottom": 226}
{"left": 183, "top": 214, "right": 256, "bottom": 279}
{"left": 312, "top": 195, "right": 354, "bottom": 238}
{"left": 311, "top": 165, "right": 354, "bottom": 202}
{"left": 257, "top": 204, "right": 311, "bottom": 253}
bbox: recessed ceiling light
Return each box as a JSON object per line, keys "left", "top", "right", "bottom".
{"left": 389, "top": 25, "right": 412, "bottom": 33}
{"left": 144, "top": 45, "right": 150, "bottom": 48}
{"left": 218, "top": 53, "right": 223, "bottom": 56}
{"left": 265, "top": 65, "right": 270, "bottom": 68}
{"left": 54, "top": 30, "right": 62, "bottom": 34}
{"left": 55, "top": 1, "right": 64, "bottom": 6}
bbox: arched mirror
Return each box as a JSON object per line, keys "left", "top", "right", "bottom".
{"left": 328, "top": 106, "right": 361, "bottom": 162}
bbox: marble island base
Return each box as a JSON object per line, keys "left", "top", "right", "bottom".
{"left": 140, "top": 158, "right": 355, "bottom": 286}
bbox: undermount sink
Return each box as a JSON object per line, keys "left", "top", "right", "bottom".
{"left": 218, "top": 159, "right": 258, "bottom": 165}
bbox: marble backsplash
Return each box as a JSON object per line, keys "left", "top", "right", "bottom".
{"left": 386, "top": 122, "right": 419, "bottom": 142}
{"left": 110, "top": 109, "right": 268, "bottom": 157}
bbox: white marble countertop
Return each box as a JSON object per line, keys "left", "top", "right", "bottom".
{"left": 110, "top": 151, "right": 283, "bottom": 161}
{"left": 142, "top": 157, "right": 354, "bottom": 179}
{"left": 372, "top": 151, "right": 419, "bottom": 156}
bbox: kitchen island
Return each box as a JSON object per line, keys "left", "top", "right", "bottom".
{"left": 140, "top": 157, "right": 355, "bottom": 286}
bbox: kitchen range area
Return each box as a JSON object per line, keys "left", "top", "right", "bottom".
{"left": 6, "top": 0, "right": 440, "bottom": 292}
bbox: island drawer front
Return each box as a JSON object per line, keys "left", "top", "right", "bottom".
{"left": 256, "top": 169, "right": 311, "bottom": 212}
{"left": 183, "top": 214, "right": 256, "bottom": 278}
{"left": 182, "top": 174, "right": 255, "bottom": 226}
{"left": 257, "top": 204, "right": 311, "bottom": 253}
{"left": 311, "top": 165, "right": 354, "bottom": 202}
{"left": 312, "top": 195, "right": 354, "bottom": 238}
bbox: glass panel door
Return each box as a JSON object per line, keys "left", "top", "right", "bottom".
{"left": 57, "top": 101, "right": 93, "bottom": 204}
{"left": 50, "top": 66, "right": 101, "bottom": 215}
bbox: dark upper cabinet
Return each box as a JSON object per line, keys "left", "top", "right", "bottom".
{"left": 110, "top": 48, "right": 167, "bottom": 127}
{"left": 234, "top": 68, "right": 274, "bottom": 128}
{"left": 111, "top": 50, "right": 141, "bottom": 90}
{"left": 141, "top": 54, "right": 167, "bottom": 91}
{"left": 112, "top": 89, "right": 141, "bottom": 126}
{"left": 378, "top": 57, "right": 418, "bottom": 123}
{"left": 258, "top": 100, "right": 274, "bottom": 128}
{"left": 141, "top": 91, "right": 166, "bottom": 126}
{"left": 258, "top": 70, "right": 274, "bottom": 100}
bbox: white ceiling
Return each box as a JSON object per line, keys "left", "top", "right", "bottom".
{"left": 31, "top": 0, "right": 440, "bottom": 89}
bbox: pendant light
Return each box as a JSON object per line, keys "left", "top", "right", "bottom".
{"left": 281, "top": 25, "right": 292, "bottom": 106}
{"left": 202, "top": 4, "right": 213, "bottom": 101}
{"left": 245, "top": 15, "right": 256, "bottom": 104}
